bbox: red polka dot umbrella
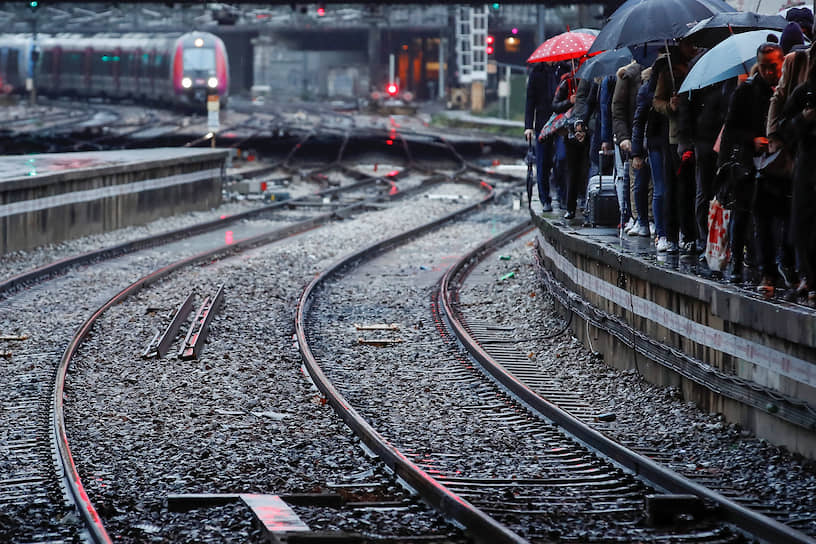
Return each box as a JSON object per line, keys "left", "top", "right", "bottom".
{"left": 527, "top": 31, "right": 601, "bottom": 63}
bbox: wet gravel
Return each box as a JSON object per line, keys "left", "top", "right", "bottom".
{"left": 300, "top": 213, "right": 750, "bottom": 542}
{"left": 59, "top": 181, "right": 489, "bottom": 542}
{"left": 456, "top": 231, "right": 816, "bottom": 538}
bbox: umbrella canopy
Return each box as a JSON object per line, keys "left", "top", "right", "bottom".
{"left": 678, "top": 30, "right": 780, "bottom": 93}
{"left": 684, "top": 12, "right": 788, "bottom": 48}
{"left": 571, "top": 27, "right": 600, "bottom": 36}
{"left": 589, "top": 0, "right": 735, "bottom": 54}
{"left": 575, "top": 43, "right": 661, "bottom": 80}
{"left": 575, "top": 48, "right": 633, "bottom": 79}
{"left": 528, "top": 31, "right": 598, "bottom": 63}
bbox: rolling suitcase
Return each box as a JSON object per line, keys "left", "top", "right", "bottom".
{"left": 584, "top": 150, "right": 619, "bottom": 227}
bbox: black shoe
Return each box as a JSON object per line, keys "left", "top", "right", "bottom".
{"left": 727, "top": 262, "right": 743, "bottom": 283}
{"left": 541, "top": 202, "right": 553, "bottom": 212}
{"left": 563, "top": 211, "right": 575, "bottom": 220}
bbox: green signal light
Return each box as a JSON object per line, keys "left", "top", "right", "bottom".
{"left": 491, "top": 3, "right": 500, "bottom": 9}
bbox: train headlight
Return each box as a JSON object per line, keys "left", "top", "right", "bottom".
{"left": 182, "top": 77, "right": 192, "bottom": 89}
{"left": 207, "top": 77, "right": 218, "bottom": 89}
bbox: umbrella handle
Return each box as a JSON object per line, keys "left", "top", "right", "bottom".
{"left": 665, "top": 40, "right": 676, "bottom": 93}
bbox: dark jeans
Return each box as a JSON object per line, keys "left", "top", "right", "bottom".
{"left": 791, "top": 172, "right": 816, "bottom": 283}
{"left": 633, "top": 161, "right": 651, "bottom": 229}
{"left": 565, "top": 136, "right": 589, "bottom": 214}
{"left": 588, "top": 128, "right": 600, "bottom": 179}
{"left": 552, "top": 136, "right": 568, "bottom": 204}
{"left": 753, "top": 176, "right": 792, "bottom": 277}
{"left": 730, "top": 184, "right": 755, "bottom": 271}
{"left": 649, "top": 148, "right": 667, "bottom": 238}
{"left": 662, "top": 143, "right": 696, "bottom": 243}
{"left": 535, "top": 138, "right": 554, "bottom": 205}
{"left": 694, "top": 142, "right": 718, "bottom": 247}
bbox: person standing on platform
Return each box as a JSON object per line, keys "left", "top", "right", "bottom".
{"left": 612, "top": 60, "right": 645, "bottom": 236}
{"left": 552, "top": 70, "right": 589, "bottom": 220}
{"left": 720, "top": 43, "right": 784, "bottom": 290}
{"left": 524, "top": 62, "right": 560, "bottom": 212}
{"left": 779, "top": 42, "right": 816, "bottom": 305}
{"left": 653, "top": 40, "right": 698, "bottom": 254}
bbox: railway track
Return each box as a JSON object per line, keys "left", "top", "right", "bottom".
{"left": 295, "top": 202, "right": 816, "bottom": 542}
{"left": 0, "top": 124, "right": 521, "bottom": 541}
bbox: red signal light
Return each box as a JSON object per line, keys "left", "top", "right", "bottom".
{"left": 486, "top": 46, "right": 494, "bottom": 54}
{"left": 386, "top": 83, "right": 398, "bottom": 96}
{"left": 316, "top": 5, "right": 325, "bottom": 16}
{"left": 486, "top": 35, "right": 495, "bottom": 45}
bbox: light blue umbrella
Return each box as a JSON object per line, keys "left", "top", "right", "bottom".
{"left": 678, "top": 30, "right": 780, "bottom": 93}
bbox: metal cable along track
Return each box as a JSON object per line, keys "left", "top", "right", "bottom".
{"left": 532, "top": 237, "right": 816, "bottom": 432}
{"left": 439, "top": 220, "right": 816, "bottom": 544}
{"left": 295, "top": 181, "right": 540, "bottom": 544}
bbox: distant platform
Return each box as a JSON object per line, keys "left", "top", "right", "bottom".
{"left": 0, "top": 148, "right": 222, "bottom": 184}
{"left": 532, "top": 210, "right": 816, "bottom": 458}
{"left": 0, "top": 148, "right": 227, "bottom": 254}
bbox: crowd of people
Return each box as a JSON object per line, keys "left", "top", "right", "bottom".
{"left": 524, "top": 7, "right": 816, "bottom": 305}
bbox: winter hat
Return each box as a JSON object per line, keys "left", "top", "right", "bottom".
{"left": 781, "top": 22, "right": 805, "bottom": 54}
{"left": 786, "top": 7, "right": 814, "bottom": 36}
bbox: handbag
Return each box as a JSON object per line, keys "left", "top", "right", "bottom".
{"left": 705, "top": 197, "right": 731, "bottom": 272}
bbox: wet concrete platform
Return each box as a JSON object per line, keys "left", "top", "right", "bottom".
{"left": 0, "top": 148, "right": 227, "bottom": 254}
{"left": 532, "top": 208, "right": 816, "bottom": 458}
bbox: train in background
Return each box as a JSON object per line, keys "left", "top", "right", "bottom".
{"left": 0, "top": 31, "right": 229, "bottom": 109}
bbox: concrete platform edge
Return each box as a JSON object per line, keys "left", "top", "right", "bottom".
{"left": 532, "top": 212, "right": 816, "bottom": 458}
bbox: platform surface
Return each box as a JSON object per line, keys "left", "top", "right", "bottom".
{"left": 535, "top": 203, "right": 816, "bottom": 315}
{"left": 0, "top": 148, "right": 224, "bottom": 183}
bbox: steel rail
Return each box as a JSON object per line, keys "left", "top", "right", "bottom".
{"left": 439, "top": 221, "right": 816, "bottom": 544}
{"left": 0, "top": 173, "right": 388, "bottom": 298}
{"left": 294, "top": 180, "right": 535, "bottom": 544}
{"left": 51, "top": 164, "right": 481, "bottom": 541}
{"left": 52, "top": 196, "right": 379, "bottom": 542}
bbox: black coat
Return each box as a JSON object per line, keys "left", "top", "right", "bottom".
{"left": 678, "top": 78, "right": 736, "bottom": 147}
{"left": 524, "top": 64, "right": 561, "bottom": 134}
{"left": 720, "top": 75, "right": 773, "bottom": 168}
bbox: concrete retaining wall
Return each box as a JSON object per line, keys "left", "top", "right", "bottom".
{"left": 0, "top": 148, "right": 227, "bottom": 254}
{"left": 532, "top": 214, "right": 816, "bottom": 458}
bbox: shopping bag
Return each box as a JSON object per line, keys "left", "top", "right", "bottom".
{"left": 705, "top": 197, "right": 731, "bottom": 272}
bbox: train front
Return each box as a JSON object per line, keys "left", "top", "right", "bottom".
{"left": 172, "top": 32, "right": 229, "bottom": 108}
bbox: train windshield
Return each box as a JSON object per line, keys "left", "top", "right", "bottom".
{"left": 182, "top": 48, "right": 215, "bottom": 71}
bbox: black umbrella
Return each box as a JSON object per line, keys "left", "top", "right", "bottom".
{"left": 588, "top": 0, "right": 735, "bottom": 54}
{"left": 575, "top": 44, "right": 660, "bottom": 79}
{"left": 525, "top": 142, "right": 535, "bottom": 208}
{"left": 576, "top": 48, "right": 634, "bottom": 79}
{"left": 684, "top": 12, "right": 788, "bottom": 48}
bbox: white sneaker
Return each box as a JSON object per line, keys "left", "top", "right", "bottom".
{"left": 623, "top": 217, "right": 636, "bottom": 232}
{"left": 626, "top": 221, "right": 641, "bottom": 235}
{"left": 649, "top": 221, "right": 655, "bottom": 236}
{"left": 634, "top": 224, "right": 650, "bottom": 236}
{"left": 656, "top": 236, "right": 670, "bottom": 252}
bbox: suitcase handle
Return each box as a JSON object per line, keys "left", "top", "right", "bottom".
{"left": 597, "top": 148, "right": 619, "bottom": 191}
